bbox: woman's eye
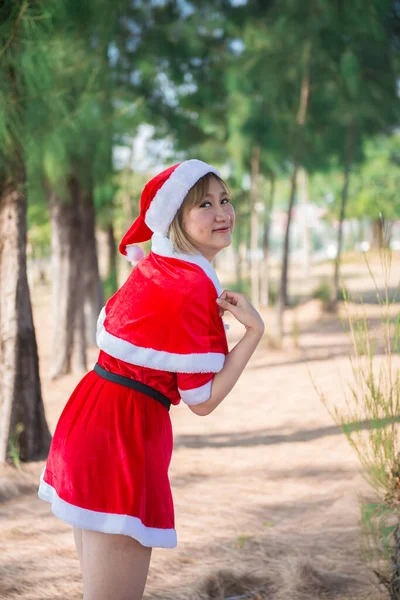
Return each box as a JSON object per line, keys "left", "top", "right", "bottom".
{"left": 200, "top": 198, "right": 231, "bottom": 208}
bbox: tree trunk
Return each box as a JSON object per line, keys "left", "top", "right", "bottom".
{"left": 49, "top": 176, "right": 86, "bottom": 378}
{"left": 250, "top": 145, "right": 261, "bottom": 307}
{"left": 331, "top": 121, "right": 357, "bottom": 312}
{"left": 81, "top": 188, "right": 103, "bottom": 345}
{"left": 298, "top": 167, "right": 311, "bottom": 279}
{"left": 0, "top": 176, "right": 51, "bottom": 462}
{"left": 279, "top": 163, "right": 299, "bottom": 307}
{"left": 371, "top": 217, "right": 387, "bottom": 249}
{"left": 106, "top": 221, "right": 118, "bottom": 296}
{"left": 276, "top": 44, "right": 311, "bottom": 342}
{"left": 260, "top": 173, "right": 275, "bottom": 307}
{"left": 238, "top": 241, "right": 247, "bottom": 289}
{"left": 231, "top": 211, "right": 242, "bottom": 290}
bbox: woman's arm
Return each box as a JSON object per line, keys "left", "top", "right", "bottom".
{"left": 188, "top": 327, "right": 263, "bottom": 416}
{"left": 189, "top": 291, "right": 264, "bottom": 416}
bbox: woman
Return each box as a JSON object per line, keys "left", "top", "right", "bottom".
{"left": 38, "top": 159, "right": 265, "bottom": 600}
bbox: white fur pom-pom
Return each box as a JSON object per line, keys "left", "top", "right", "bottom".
{"left": 125, "top": 244, "right": 145, "bottom": 266}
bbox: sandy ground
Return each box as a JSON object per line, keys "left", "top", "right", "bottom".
{"left": 1, "top": 252, "right": 399, "bottom": 600}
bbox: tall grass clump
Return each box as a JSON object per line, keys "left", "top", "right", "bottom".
{"left": 314, "top": 246, "right": 400, "bottom": 599}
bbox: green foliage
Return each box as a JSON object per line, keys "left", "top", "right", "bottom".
{"left": 349, "top": 134, "right": 400, "bottom": 221}
{"left": 0, "top": 3, "right": 64, "bottom": 176}
{"left": 8, "top": 423, "right": 24, "bottom": 470}
{"left": 361, "top": 502, "right": 398, "bottom": 569}
{"left": 113, "top": 169, "right": 150, "bottom": 239}
{"left": 27, "top": 189, "right": 51, "bottom": 255}
{"left": 231, "top": 277, "right": 278, "bottom": 306}
{"left": 312, "top": 279, "right": 349, "bottom": 310}
{"left": 102, "top": 269, "right": 118, "bottom": 302}
{"left": 236, "top": 535, "right": 253, "bottom": 549}
{"left": 314, "top": 246, "right": 400, "bottom": 589}
{"left": 309, "top": 131, "right": 400, "bottom": 230}
{"left": 268, "top": 283, "right": 279, "bottom": 306}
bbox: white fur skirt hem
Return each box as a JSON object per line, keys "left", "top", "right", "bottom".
{"left": 38, "top": 477, "right": 177, "bottom": 549}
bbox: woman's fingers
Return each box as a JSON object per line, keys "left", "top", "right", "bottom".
{"left": 217, "top": 291, "right": 242, "bottom": 310}
{"left": 216, "top": 290, "right": 264, "bottom": 332}
{"left": 219, "top": 290, "right": 242, "bottom": 306}
{"left": 216, "top": 296, "right": 241, "bottom": 319}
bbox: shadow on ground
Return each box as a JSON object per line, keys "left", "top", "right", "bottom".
{"left": 174, "top": 416, "right": 400, "bottom": 450}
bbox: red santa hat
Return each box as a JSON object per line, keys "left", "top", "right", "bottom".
{"left": 119, "top": 159, "right": 221, "bottom": 263}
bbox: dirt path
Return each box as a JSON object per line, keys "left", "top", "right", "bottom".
{"left": 2, "top": 254, "right": 398, "bottom": 600}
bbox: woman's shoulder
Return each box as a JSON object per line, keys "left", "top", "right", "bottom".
{"left": 107, "top": 252, "right": 218, "bottom": 318}
{"left": 145, "top": 252, "right": 216, "bottom": 296}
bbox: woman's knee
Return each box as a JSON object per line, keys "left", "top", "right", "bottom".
{"left": 81, "top": 530, "right": 152, "bottom": 600}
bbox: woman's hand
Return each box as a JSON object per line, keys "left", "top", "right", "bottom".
{"left": 216, "top": 290, "right": 265, "bottom": 334}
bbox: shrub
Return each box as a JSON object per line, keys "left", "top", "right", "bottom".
{"left": 312, "top": 279, "right": 349, "bottom": 310}
{"left": 313, "top": 248, "right": 400, "bottom": 598}
{"left": 312, "top": 280, "right": 332, "bottom": 308}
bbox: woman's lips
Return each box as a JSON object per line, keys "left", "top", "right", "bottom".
{"left": 213, "top": 227, "right": 230, "bottom": 232}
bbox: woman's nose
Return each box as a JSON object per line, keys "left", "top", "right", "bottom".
{"left": 215, "top": 205, "right": 230, "bottom": 221}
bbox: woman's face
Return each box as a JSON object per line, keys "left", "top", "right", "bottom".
{"left": 183, "top": 176, "right": 235, "bottom": 261}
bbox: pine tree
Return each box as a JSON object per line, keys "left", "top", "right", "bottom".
{"left": 0, "top": 2, "right": 54, "bottom": 461}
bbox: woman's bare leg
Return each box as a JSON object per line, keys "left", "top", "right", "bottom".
{"left": 81, "top": 530, "right": 152, "bottom": 600}
{"left": 72, "top": 526, "right": 84, "bottom": 571}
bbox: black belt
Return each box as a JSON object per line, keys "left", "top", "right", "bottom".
{"left": 93, "top": 363, "right": 171, "bottom": 411}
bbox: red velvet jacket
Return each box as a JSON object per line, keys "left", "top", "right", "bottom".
{"left": 96, "top": 235, "right": 229, "bottom": 405}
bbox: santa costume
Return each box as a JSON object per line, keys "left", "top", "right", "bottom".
{"left": 38, "top": 159, "right": 229, "bottom": 548}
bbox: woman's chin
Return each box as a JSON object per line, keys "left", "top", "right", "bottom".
{"left": 219, "top": 235, "right": 232, "bottom": 248}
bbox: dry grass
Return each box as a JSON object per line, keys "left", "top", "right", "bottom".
{"left": 2, "top": 254, "right": 400, "bottom": 600}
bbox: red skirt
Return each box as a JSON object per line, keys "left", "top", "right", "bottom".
{"left": 38, "top": 370, "right": 176, "bottom": 548}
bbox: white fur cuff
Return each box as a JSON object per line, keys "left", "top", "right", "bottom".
{"left": 178, "top": 380, "right": 213, "bottom": 405}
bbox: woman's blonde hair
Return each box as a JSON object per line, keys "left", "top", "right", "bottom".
{"left": 168, "top": 172, "right": 229, "bottom": 254}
